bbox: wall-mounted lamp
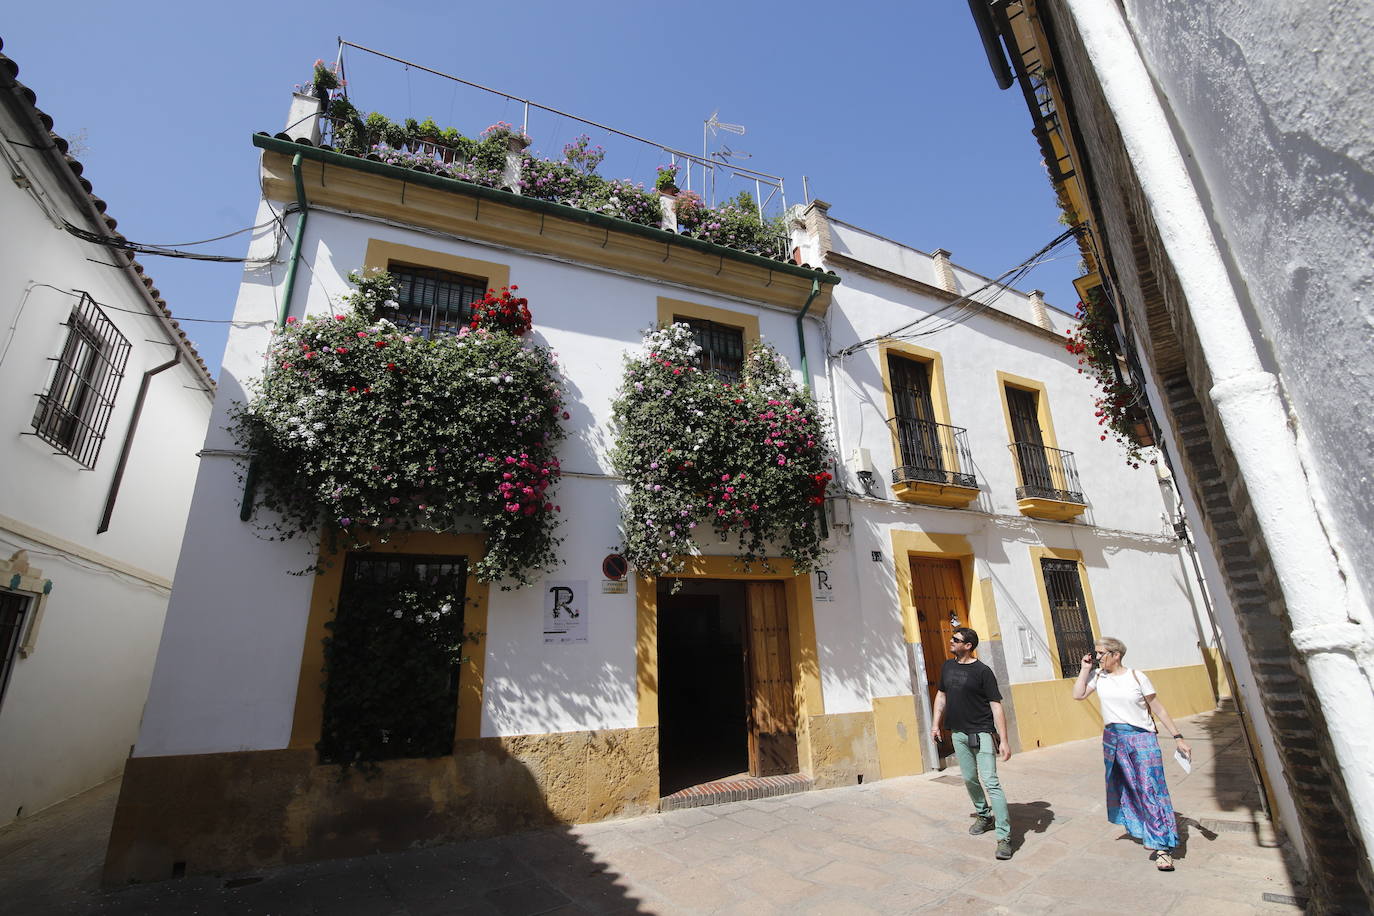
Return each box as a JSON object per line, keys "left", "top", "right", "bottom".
{"left": 855, "top": 469, "right": 875, "bottom": 496}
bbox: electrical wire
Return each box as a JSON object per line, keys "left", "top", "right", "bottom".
{"left": 61, "top": 220, "right": 275, "bottom": 264}
{"left": 25, "top": 283, "right": 272, "bottom": 328}
{"left": 834, "top": 226, "right": 1084, "bottom": 358}
{"left": 142, "top": 217, "right": 281, "bottom": 248}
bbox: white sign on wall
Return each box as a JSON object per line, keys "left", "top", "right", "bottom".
{"left": 813, "top": 569, "right": 834, "bottom": 603}
{"left": 544, "top": 580, "right": 588, "bottom": 644}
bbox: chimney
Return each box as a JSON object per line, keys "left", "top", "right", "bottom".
{"left": 796, "top": 199, "right": 833, "bottom": 266}
{"left": 931, "top": 249, "right": 958, "bottom": 294}
{"left": 285, "top": 92, "right": 323, "bottom": 146}
{"left": 1028, "top": 289, "right": 1053, "bottom": 330}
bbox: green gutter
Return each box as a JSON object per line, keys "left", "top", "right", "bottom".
{"left": 241, "top": 152, "right": 309, "bottom": 521}
{"left": 796, "top": 278, "right": 821, "bottom": 389}
{"left": 252, "top": 134, "right": 841, "bottom": 286}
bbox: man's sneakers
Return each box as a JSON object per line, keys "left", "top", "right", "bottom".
{"left": 969, "top": 814, "right": 1013, "bottom": 858}
{"left": 968, "top": 814, "right": 995, "bottom": 835}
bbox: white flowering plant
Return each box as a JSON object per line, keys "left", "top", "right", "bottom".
{"left": 232, "top": 269, "right": 567, "bottom": 586}
{"left": 610, "top": 324, "right": 833, "bottom": 579}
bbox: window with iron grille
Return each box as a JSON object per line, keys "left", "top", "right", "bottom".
{"left": 1040, "top": 558, "right": 1095, "bottom": 678}
{"left": 388, "top": 264, "right": 487, "bottom": 337}
{"left": 674, "top": 316, "right": 744, "bottom": 383}
{"left": 30, "top": 293, "right": 131, "bottom": 468}
{"left": 318, "top": 553, "right": 468, "bottom": 764}
{"left": 0, "top": 590, "right": 32, "bottom": 712}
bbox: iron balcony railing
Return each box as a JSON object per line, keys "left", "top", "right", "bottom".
{"left": 1008, "top": 442, "right": 1084, "bottom": 504}
{"left": 887, "top": 417, "right": 978, "bottom": 489}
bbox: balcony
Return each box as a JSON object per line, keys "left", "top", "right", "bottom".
{"left": 887, "top": 418, "right": 980, "bottom": 508}
{"left": 1008, "top": 442, "right": 1086, "bottom": 521}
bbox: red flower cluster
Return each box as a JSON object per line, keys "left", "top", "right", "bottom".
{"left": 809, "top": 471, "right": 833, "bottom": 505}
{"left": 470, "top": 285, "right": 533, "bottom": 336}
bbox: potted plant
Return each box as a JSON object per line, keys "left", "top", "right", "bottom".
{"left": 655, "top": 164, "right": 680, "bottom": 195}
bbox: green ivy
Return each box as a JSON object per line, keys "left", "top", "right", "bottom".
{"left": 231, "top": 270, "right": 567, "bottom": 586}
{"left": 610, "top": 324, "right": 834, "bottom": 580}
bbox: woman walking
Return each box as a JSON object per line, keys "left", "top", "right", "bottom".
{"left": 1072, "top": 637, "right": 1193, "bottom": 871}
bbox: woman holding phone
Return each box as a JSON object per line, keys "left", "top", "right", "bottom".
{"left": 1072, "top": 637, "right": 1193, "bottom": 871}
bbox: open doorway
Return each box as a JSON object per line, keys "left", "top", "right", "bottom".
{"left": 657, "top": 579, "right": 748, "bottom": 795}
{"left": 656, "top": 578, "right": 800, "bottom": 797}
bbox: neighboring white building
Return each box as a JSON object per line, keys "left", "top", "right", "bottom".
{"left": 103, "top": 89, "right": 1219, "bottom": 883}
{"left": 0, "top": 41, "right": 215, "bottom": 826}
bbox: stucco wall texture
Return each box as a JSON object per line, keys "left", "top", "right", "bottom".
{"left": 1123, "top": 0, "right": 1374, "bottom": 614}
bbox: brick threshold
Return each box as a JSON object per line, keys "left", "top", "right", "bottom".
{"left": 659, "top": 772, "right": 813, "bottom": 811}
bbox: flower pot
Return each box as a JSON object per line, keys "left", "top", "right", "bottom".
{"left": 506, "top": 135, "right": 531, "bottom": 153}
{"left": 1129, "top": 420, "right": 1155, "bottom": 447}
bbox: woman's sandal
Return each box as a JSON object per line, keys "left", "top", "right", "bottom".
{"left": 1155, "top": 851, "right": 1176, "bottom": 872}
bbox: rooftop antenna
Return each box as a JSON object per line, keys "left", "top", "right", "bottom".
{"left": 704, "top": 110, "right": 746, "bottom": 206}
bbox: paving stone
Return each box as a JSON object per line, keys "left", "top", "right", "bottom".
{"left": 804, "top": 860, "right": 894, "bottom": 890}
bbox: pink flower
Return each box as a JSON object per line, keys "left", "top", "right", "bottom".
{"left": 335, "top": 314, "right": 346, "bottom": 321}
{"left": 286, "top": 316, "right": 298, "bottom": 325}
{"left": 388, "top": 497, "right": 400, "bottom": 505}
{"left": 721, "top": 474, "right": 731, "bottom": 481}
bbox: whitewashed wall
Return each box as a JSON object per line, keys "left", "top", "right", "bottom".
{"left": 137, "top": 204, "right": 837, "bottom": 752}
{"left": 0, "top": 112, "right": 211, "bottom": 823}
{"left": 1123, "top": 0, "right": 1374, "bottom": 624}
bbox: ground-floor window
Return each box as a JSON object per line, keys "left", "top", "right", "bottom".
{"left": 318, "top": 553, "right": 469, "bottom": 765}
{"left": 0, "top": 590, "right": 32, "bottom": 711}
{"left": 1040, "top": 558, "right": 1094, "bottom": 677}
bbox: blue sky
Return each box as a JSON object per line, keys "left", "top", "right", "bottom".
{"left": 4, "top": 2, "right": 1078, "bottom": 376}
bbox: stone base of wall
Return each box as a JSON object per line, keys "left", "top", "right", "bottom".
{"left": 102, "top": 726, "right": 658, "bottom": 885}
{"left": 807, "top": 711, "right": 879, "bottom": 789}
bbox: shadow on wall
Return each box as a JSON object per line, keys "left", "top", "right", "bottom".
{"left": 97, "top": 735, "right": 656, "bottom": 912}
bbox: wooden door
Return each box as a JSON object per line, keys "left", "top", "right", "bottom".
{"left": 743, "top": 581, "right": 799, "bottom": 776}
{"left": 909, "top": 558, "right": 970, "bottom": 706}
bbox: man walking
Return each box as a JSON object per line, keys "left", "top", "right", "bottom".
{"left": 930, "top": 626, "right": 1013, "bottom": 860}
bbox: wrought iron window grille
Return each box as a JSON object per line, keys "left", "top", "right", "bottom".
{"left": 29, "top": 293, "right": 131, "bottom": 469}
{"left": 674, "top": 316, "right": 744, "bottom": 384}
{"left": 388, "top": 264, "right": 487, "bottom": 337}
{"left": 1040, "top": 558, "right": 1095, "bottom": 678}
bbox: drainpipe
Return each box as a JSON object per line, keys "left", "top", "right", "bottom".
{"left": 1063, "top": 0, "right": 1374, "bottom": 861}
{"left": 241, "top": 153, "right": 309, "bottom": 520}
{"left": 796, "top": 278, "right": 820, "bottom": 388}
{"left": 796, "top": 278, "right": 827, "bottom": 541}
{"left": 99, "top": 352, "right": 181, "bottom": 533}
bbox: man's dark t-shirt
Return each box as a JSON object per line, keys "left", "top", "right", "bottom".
{"left": 939, "top": 658, "right": 1001, "bottom": 733}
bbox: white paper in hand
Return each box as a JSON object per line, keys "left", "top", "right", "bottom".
{"left": 1173, "top": 749, "right": 1193, "bottom": 774}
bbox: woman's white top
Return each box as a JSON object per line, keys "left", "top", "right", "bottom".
{"left": 1089, "top": 668, "right": 1157, "bottom": 731}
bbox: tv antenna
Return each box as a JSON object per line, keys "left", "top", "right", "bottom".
{"left": 703, "top": 110, "right": 747, "bottom": 205}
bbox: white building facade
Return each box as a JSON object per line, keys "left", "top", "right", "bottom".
{"left": 0, "top": 44, "right": 214, "bottom": 827}
{"left": 104, "top": 103, "right": 1219, "bottom": 882}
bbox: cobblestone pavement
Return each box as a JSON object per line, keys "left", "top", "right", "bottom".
{"left": 0, "top": 708, "right": 1306, "bottom": 914}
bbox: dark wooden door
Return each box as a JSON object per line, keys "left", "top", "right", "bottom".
{"left": 889, "top": 354, "right": 944, "bottom": 477}
{"left": 743, "top": 581, "right": 799, "bottom": 776}
{"left": 910, "top": 557, "right": 969, "bottom": 706}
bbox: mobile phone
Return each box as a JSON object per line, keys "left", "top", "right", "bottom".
{"left": 1085, "top": 651, "right": 1098, "bottom": 669}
